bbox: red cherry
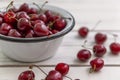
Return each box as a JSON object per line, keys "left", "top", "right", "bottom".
{"left": 55, "top": 63, "right": 69, "bottom": 76}
{"left": 30, "top": 14, "right": 39, "bottom": 20}
{"left": 34, "top": 23, "right": 49, "bottom": 36}
{"left": 8, "top": 29, "right": 22, "bottom": 38}
{"left": 19, "top": 3, "right": 29, "bottom": 12}
{"left": 77, "top": 49, "right": 91, "bottom": 62}
{"left": 17, "top": 18, "right": 31, "bottom": 31}
{"left": 16, "top": 11, "right": 30, "bottom": 19}
{"left": 28, "top": 8, "right": 38, "bottom": 14}
{"left": 95, "top": 33, "right": 107, "bottom": 44}
{"left": 18, "top": 70, "right": 35, "bottom": 80}
{"left": 39, "top": 14, "right": 47, "bottom": 23}
{"left": 110, "top": 42, "right": 120, "bottom": 55}
{"left": 93, "top": 44, "right": 107, "bottom": 57}
{"left": 90, "top": 58, "right": 104, "bottom": 72}
{"left": 78, "top": 27, "right": 89, "bottom": 38}
{"left": 4, "top": 11, "right": 16, "bottom": 24}
{"left": 0, "top": 23, "right": 12, "bottom": 35}
{"left": 31, "top": 20, "right": 45, "bottom": 26}
{"left": 54, "top": 19, "right": 66, "bottom": 31}
{"left": 25, "top": 30, "right": 35, "bottom": 38}
{"left": 45, "top": 10, "right": 53, "bottom": 17}
{"left": 45, "top": 70, "right": 63, "bottom": 80}
{"left": 0, "top": 17, "right": 3, "bottom": 25}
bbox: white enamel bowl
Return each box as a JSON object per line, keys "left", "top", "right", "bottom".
{"left": 0, "top": 4, "right": 75, "bottom": 62}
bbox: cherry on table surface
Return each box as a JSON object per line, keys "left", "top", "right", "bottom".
{"left": 95, "top": 32, "right": 107, "bottom": 44}
{"left": 93, "top": 44, "right": 107, "bottom": 57}
{"left": 77, "top": 49, "right": 91, "bottom": 62}
{"left": 55, "top": 63, "right": 69, "bottom": 76}
{"left": 110, "top": 42, "right": 120, "bottom": 55}
{"left": 45, "top": 70, "right": 63, "bottom": 80}
{"left": 78, "top": 27, "right": 89, "bottom": 38}
{"left": 90, "top": 58, "right": 104, "bottom": 72}
{"left": 18, "top": 70, "right": 35, "bottom": 80}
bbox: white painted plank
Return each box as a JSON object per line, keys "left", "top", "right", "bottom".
{"left": 0, "top": 66, "right": 119, "bottom": 80}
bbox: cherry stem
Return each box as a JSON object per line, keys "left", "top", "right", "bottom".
{"left": 109, "top": 32, "right": 118, "bottom": 42}
{"left": 29, "top": 65, "right": 48, "bottom": 76}
{"left": 91, "top": 20, "right": 102, "bottom": 31}
{"left": 64, "top": 75, "right": 73, "bottom": 80}
{"left": 6, "top": 1, "right": 14, "bottom": 11}
{"left": 33, "top": 1, "right": 48, "bottom": 14}
{"left": 81, "top": 40, "right": 92, "bottom": 50}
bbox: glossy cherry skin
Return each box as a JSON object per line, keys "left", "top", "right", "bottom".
{"left": 90, "top": 58, "right": 104, "bottom": 71}
{"left": 45, "top": 70, "right": 63, "bottom": 80}
{"left": 8, "top": 29, "right": 22, "bottom": 38}
{"left": 18, "top": 70, "right": 35, "bottom": 80}
{"left": 16, "top": 11, "right": 30, "bottom": 19}
{"left": 93, "top": 44, "right": 107, "bottom": 57}
{"left": 45, "top": 10, "right": 53, "bottom": 17}
{"left": 54, "top": 19, "right": 66, "bottom": 31}
{"left": 0, "top": 17, "right": 3, "bottom": 25}
{"left": 25, "top": 30, "right": 35, "bottom": 38}
{"left": 55, "top": 63, "right": 69, "bottom": 76}
{"left": 95, "top": 33, "right": 107, "bottom": 44}
{"left": 110, "top": 42, "right": 120, "bottom": 55}
{"left": 0, "top": 23, "right": 12, "bottom": 35}
{"left": 77, "top": 49, "right": 91, "bottom": 62}
{"left": 34, "top": 23, "right": 49, "bottom": 36}
{"left": 17, "top": 18, "right": 31, "bottom": 31}
{"left": 31, "top": 20, "right": 45, "bottom": 26}
{"left": 19, "top": 3, "right": 29, "bottom": 12}
{"left": 28, "top": 8, "right": 38, "bottom": 14}
{"left": 4, "top": 11, "right": 16, "bottom": 24}
{"left": 78, "top": 27, "right": 89, "bottom": 38}
{"left": 39, "top": 14, "right": 47, "bottom": 23}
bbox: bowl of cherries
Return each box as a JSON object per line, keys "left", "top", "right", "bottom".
{"left": 0, "top": 1, "right": 75, "bottom": 62}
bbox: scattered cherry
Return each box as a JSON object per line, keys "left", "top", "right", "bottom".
{"left": 77, "top": 49, "right": 91, "bottom": 62}
{"left": 78, "top": 27, "right": 89, "bottom": 38}
{"left": 110, "top": 42, "right": 120, "bottom": 55}
{"left": 45, "top": 70, "right": 63, "bottom": 80}
{"left": 55, "top": 63, "right": 69, "bottom": 76}
{"left": 95, "top": 32, "right": 107, "bottom": 44}
{"left": 18, "top": 70, "right": 35, "bottom": 80}
{"left": 93, "top": 44, "right": 107, "bottom": 57}
{"left": 90, "top": 58, "right": 104, "bottom": 72}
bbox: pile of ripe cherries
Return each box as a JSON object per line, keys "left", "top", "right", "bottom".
{"left": 0, "top": 2, "right": 66, "bottom": 38}
{"left": 77, "top": 26, "right": 120, "bottom": 72}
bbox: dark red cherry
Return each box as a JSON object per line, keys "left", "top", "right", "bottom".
{"left": 45, "top": 70, "right": 63, "bottom": 80}
{"left": 39, "top": 14, "right": 47, "bottom": 23}
{"left": 93, "top": 44, "right": 107, "bottom": 57}
{"left": 28, "top": 8, "right": 38, "bottom": 14}
{"left": 34, "top": 23, "right": 49, "bottom": 36}
{"left": 4, "top": 11, "right": 16, "bottom": 24}
{"left": 95, "top": 33, "right": 107, "bottom": 44}
{"left": 48, "top": 15, "right": 60, "bottom": 22}
{"left": 25, "top": 30, "right": 35, "bottom": 38}
{"left": 0, "top": 12, "right": 3, "bottom": 17}
{"left": 31, "top": 20, "right": 44, "bottom": 26}
{"left": 90, "top": 58, "right": 104, "bottom": 72}
{"left": 77, "top": 49, "right": 91, "bottom": 62}
{"left": 55, "top": 63, "right": 69, "bottom": 76}
{"left": 110, "top": 42, "right": 120, "bottom": 55}
{"left": 78, "top": 27, "right": 89, "bottom": 38}
{"left": 0, "top": 23, "right": 12, "bottom": 35}
{"left": 16, "top": 11, "right": 30, "bottom": 19}
{"left": 30, "top": 14, "right": 39, "bottom": 20}
{"left": 54, "top": 19, "right": 66, "bottom": 31}
{"left": 18, "top": 70, "right": 35, "bottom": 80}
{"left": 8, "top": 29, "right": 21, "bottom": 38}
{"left": 0, "top": 17, "right": 3, "bottom": 25}
{"left": 19, "top": 3, "right": 29, "bottom": 12}
{"left": 45, "top": 10, "right": 53, "bottom": 17}
{"left": 17, "top": 18, "right": 31, "bottom": 31}
{"left": 51, "top": 29, "right": 59, "bottom": 34}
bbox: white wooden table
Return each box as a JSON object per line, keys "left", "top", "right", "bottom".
{"left": 0, "top": 0, "right": 120, "bottom": 80}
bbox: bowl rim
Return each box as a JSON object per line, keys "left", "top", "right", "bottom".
{"left": 0, "top": 4, "right": 75, "bottom": 43}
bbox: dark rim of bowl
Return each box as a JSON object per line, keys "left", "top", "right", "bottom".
{"left": 0, "top": 5, "right": 75, "bottom": 43}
